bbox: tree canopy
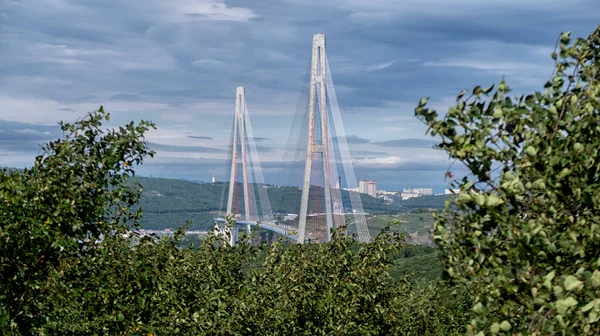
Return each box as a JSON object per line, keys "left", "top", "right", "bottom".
{"left": 416, "top": 26, "right": 600, "bottom": 335}
{"left": 0, "top": 108, "right": 467, "bottom": 335}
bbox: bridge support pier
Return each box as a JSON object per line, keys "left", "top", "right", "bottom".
{"left": 297, "top": 33, "right": 335, "bottom": 244}
{"left": 225, "top": 87, "right": 253, "bottom": 246}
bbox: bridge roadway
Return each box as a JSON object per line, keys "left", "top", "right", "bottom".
{"left": 215, "top": 216, "right": 365, "bottom": 243}
{"left": 214, "top": 218, "right": 298, "bottom": 241}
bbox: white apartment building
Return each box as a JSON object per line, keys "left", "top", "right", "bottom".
{"left": 401, "top": 192, "right": 421, "bottom": 200}
{"left": 377, "top": 190, "right": 398, "bottom": 196}
{"left": 401, "top": 187, "right": 433, "bottom": 200}
{"left": 367, "top": 180, "right": 376, "bottom": 197}
{"left": 359, "top": 180, "right": 368, "bottom": 194}
{"left": 358, "top": 180, "right": 377, "bottom": 197}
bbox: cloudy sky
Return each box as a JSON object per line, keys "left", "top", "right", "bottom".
{"left": 1, "top": 0, "right": 599, "bottom": 192}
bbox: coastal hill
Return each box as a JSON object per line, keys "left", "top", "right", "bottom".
{"left": 134, "top": 176, "right": 449, "bottom": 241}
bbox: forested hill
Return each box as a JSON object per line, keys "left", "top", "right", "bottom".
{"left": 401, "top": 194, "right": 449, "bottom": 209}
{"left": 133, "top": 176, "right": 449, "bottom": 230}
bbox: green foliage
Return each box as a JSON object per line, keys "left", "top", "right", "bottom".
{"left": 4, "top": 218, "right": 468, "bottom": 335}
{"left": 401, "top": 195, "right": 450, "bottom": 210}
{"left": 40, "top": 227, "right": 468, "bottom": 335}
{"left": 391, "top": 245, "right": 444, "bottom": 284}
{"left": 133, "top": 177, "right": 224, "bottom": 230}
{"left": 269, "top": 185, "right": 402, "bottom": 214}
{"left": 366, "top": 213, "right": 436, "bottom": 245}
{"left": 416, "top": 26, "right": 600, "bottom": 335}
{"left": 0, "top": 107, "right": 469, "bottom": 334}
{"left": 0, "top": 108, "right": 470, "bottom": 335}
{"left": 0, "top": 107, "right": 155, "bottom": 333}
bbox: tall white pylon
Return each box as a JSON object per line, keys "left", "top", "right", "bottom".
{"left": 297, "top": 33, "right": 335, "bottom": 244}
{"left": 226, "top": 86, "right": 252, "bottom": 246}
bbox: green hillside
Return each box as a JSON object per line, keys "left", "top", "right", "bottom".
{"left": 365, "top": 213, "right": 436, "bottom": 245}
{"left": 401, "top": 194, "right": 450, "bottom": 209}
{"left": 134, "top": 176, "right": 448, "bottom": 235}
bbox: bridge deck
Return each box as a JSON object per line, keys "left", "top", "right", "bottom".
{"left": 214, "top": 218, "right": 298, "bottom": 241}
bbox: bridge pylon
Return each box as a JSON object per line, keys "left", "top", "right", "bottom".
{"left": 297, "top": 33, "right": 335, "bottom": 244}
{"left": 225, "top": 86, "right": 253, "bottom": 246}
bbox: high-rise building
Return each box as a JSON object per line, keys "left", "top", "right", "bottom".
{"left": 359, "top": 180, "right": 368, "bottom": 194}
{"left": 367, "top": 180, "right": 376, "bottom": 197}
{"left": 335, "top": 176, "right": 341, "bottom": 189}
{"left": 212, "top": 173, "right": 216, "bottom": 184}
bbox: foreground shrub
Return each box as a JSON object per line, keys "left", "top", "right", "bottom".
{"left": 1, "top": 108, "right": 468, "bottom": 335}
{"left": 0, "top": 107, "right": 155, "bottom": 334}
{"left": 416, "top": 26, "right": 600, "bottom": 335}
{"left": 42, "top": 228, "right": 469, "bottom": 335}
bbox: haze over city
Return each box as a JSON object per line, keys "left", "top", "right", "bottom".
{"left": 1, "top": 0, "right": 599, "bottom": 191}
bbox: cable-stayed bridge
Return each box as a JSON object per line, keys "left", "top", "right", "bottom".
{"left": 215, "top": 33, "right": 370, "bottom": 245}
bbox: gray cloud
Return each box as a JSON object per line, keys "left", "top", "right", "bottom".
{"left": 109, "top": 93, "right": 140, "bottom": 101}
{"left": 0, "top": 140, "right": 46, "bottom": 153}
{"left": 2, "top": 0, "right": 599, "bottom": 190}
{"left": 333, "top": 135, "right": 371, "bottom": 144}
{"left": 147, "top": 142, "right": 228, "bottom": 153}
{"left": 351, "top": 150, "right": 390, "bottom": 156}
{"left": 58, "top": 107, "right": 78, "bottom": 112}
{"left": 0, "top": 120, "right": 58, "bottom": 165}
{"left": 0, "top": 120, "right": 61, "bottom": 140}
{"left": 187, "top": 135, "right": 214, "bottom": 140}
{"left": 1, "top": 120, "right": 51, "bottom": 129}
{"left": 253, "top": 137, "right": 269, "bottom": 142}
{"left": 254, "top": 145, "right": 275, "bottom": 153}
{"left": 0, "top": 129, "right": 55, "bottom": 141}
{"left": 333, "top": 135, "right": 438, "bottom": 149}
{"left": 376, "top": 138, "right": 439, "bottom": 148}
{"left": 3, "top": 1, "right": 598, "bottom": 108}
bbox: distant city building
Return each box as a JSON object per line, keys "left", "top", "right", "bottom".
{"left": 377, "top": 190, "right": 398, "bottom": 196}
{"left": 376, "top": 190, "right": 397, "bottom": 202}
{"left": 367, "top": 180, "right": 376, "bottom": 197}
{"left": 335, "top": 176, "right": 341, "bottom": 189}
{"left": 400, "top": 192, "right": 420, "bottom": 200}
{"left": 401, "top": 187, "right": 433, "bottom": 200}
{"left": 359, "top": 180, "right": 368, "bottom": 194}
{"left": 212, "top": 173, "right": 216, "bottom": 184}
{"left": 444, "top": 189, "right": 460, "bottom": 195}
{"left": 403, "top": 188, "right": 432, "bottom": 195}
{"left": 358, "top": 180, "right": 377, "bottom": 197}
